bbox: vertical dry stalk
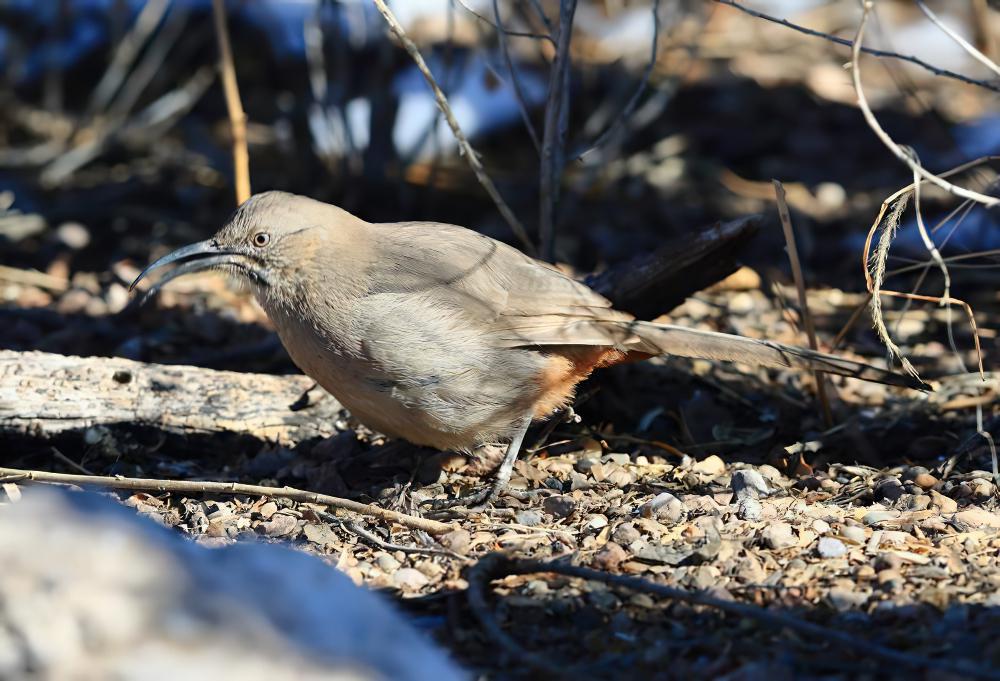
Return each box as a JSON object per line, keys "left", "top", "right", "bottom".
{"left": 539, "top": 0, "right": 578, "bottom": 262}
{"left": 212, "top": 0, "right": 251, "bottom": 205}
{"left": 773, "top": 180, "right": 832, "bottom": 428}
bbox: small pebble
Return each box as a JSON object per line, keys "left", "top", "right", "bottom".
{"left": 840, "top": 525, "right": 866, "bottom": 544}
{"left": 542, "top": 495, "right": 577, "bottom": 518}
{"left": 954, "top": 508, "right": 1000, "bottom": 528}
{"left": 612, "top": 523, "right": 641, "bottom": 545}
{"left": 912, "top": 473, "right": 938, "bottom": 490}
{"left": 377, "top": 553, "right": 401, "bottom": 573}
{"left": 638, "top": 492, "right": 683, "bottom": 523}
{"left": 392, "top": 568, "right": 429, "bottom": 591}
{"left": 731, "top": 468, "right": 769, "bottom": 497}
{"left": 929, "top": 490, "right": 958, "bottom": 513}
{"left": 862, "top": 510, "right": 899, "bottom": 526}
{"left": 515, "top": 510, "right": 544, "bottom": 527}
{"left": 693, "top": 455, "right": 726, "bottom": 477}
{"left": 592, "top": 541, "right": 628, "bottom": 571}
{"left": 818, "top": 537, "right": 847, "bottom": 559}
{"left": 827, "top": 587, "right": 868, "bottom": 611}
{"left": 762, "top": 522, "right": 796, "bottom": 550}
{"left": 873, "top": 478, "right": 904, "bottom": 502}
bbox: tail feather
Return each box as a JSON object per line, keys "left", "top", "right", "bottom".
{"left": 629, "top": 322, "right": 930, "bottom": 391}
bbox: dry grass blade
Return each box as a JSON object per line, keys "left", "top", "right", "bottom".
{"left": 915, "top": 0, "right": 1000, "bottom": 79}
{"left": 773, "top": 180, "right": 832, "bottom": 427}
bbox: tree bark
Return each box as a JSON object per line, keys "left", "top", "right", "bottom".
{"left": 1, "top": 350, "right": 341, "bottom": 448}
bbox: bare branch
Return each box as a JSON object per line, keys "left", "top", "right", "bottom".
{"left": 455, "top": 0, "right": 554, "bottom": 43}
{"left": 539, "top": 0, "right": 578, "bottom": 262}
{"left": 916, "top": 0, "right": 1000, "bottom": 79}
{"left": 851, "top": 2, "right": 999, "bottom": 208}
{"left": 714, "top": 0, "right": 1000, "bottom": 94}
{"left": 493, "top": 0, "right": 542, "bottom": 153}
{"left": 573, "top": 0, "right": 661, "bottom": 161}
{"left": 466, "top": 554, "right": 1000, "bottom": 679}
{"left": 371, "top": 0, "right": 536, "bottom": 256}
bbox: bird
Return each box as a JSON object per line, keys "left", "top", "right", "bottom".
{"left": 131, "top": 191, "right": 927, "bottom": 507}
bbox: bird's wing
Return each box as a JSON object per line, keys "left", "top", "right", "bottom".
{"left": 369, "top": 222, "right": 926, "bottom": 390}
{"left": 370, "top": 221, "right": 635, "bottom": 330}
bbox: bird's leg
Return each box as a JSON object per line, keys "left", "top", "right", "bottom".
{"left": 426, "top": 415, "right": 533, "bottom": 510}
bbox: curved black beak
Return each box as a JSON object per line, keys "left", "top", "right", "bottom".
{"left": 129, "top": 239, "right": 256, "bottom": 304}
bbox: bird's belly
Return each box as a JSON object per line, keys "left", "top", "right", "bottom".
{"left": 275, "top": 326, "right": 531, "bottom": 451}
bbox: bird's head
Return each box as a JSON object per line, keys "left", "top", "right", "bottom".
{"left": 130, "top": 191, "right": 360, "bottom": 308}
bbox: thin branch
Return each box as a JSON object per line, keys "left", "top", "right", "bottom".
{"left": 910, "top": 152, "right": 965, "bottom": 375}
{"left": 573, "top": 0, "right": 661, "bottom": 161}
{"left": 455, "top": 0, "right": 554, "bottom": 43}
{"left": 538, "top": 0, "right": 578, "bottom": 262}
{"left": 493, "top": 0, "right": 542, "bottom": 153}
{"left": 342, "top": 519, "right": 465, "bottom": 559}
{"left": 713, "top": 0, "right": 1000, "bottom": 94}
{"left": 916, "top": 0, "right": 1000, "bottom": 79}
{"left": 773, "top": 180, "right": 832, "bottom": 428}
{"left": 212, "top": 0, "right": 251, "bottom": 205}
{"left": 851, "top": 3, "right": 999, "bottom": 208}
{"left": 371, "top": 0, "right": 536, "bottom": 256}
{"left": 466, "top": 554, "right": 1000, "bottom": 680}
{"left": 0, "top": 466, "right": 454, "bottom": 536}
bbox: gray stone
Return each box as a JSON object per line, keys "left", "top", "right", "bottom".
{"left": 0, "top": 489, "right": 464, "bottom": 681}
{"left": 515, "top": 510, "right": 545, "bottom": 527}
{"left": 762, "top": 523, "right": 796, "bottom": 550}
{"left": 542, "top": 495, "right": 577, "bottom": 518}
{"left": 817, "top": 537, "right": 847, "bottom": 559}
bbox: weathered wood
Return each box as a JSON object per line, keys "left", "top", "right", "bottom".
{"left": 0, "top": 350, "right": 341, "bottom": 447}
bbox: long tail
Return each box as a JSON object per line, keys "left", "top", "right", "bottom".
{"left": 628, "top": 321, "right": 930, "bottom": 391}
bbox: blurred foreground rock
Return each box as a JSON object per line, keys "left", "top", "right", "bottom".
{"left": 0, "top": 489, "right": 465, "bottom": 681}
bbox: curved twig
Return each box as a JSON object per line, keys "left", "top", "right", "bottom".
{"left": 466, "top": 554, "right": 1000, "bottom": 680}
{"left": 851, "top": 2, "right": 999, "bottom": 208}
{"left": 714, "top": 0, "right": 1000, "bottom": 94}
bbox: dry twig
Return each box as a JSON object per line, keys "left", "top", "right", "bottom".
{"left": 538, "top": 0, "right": 578, "bottom": 262}
{"left": 466, "top": 554, "right": 1000, "bottom": 680}
{"left": 371, "top": 0, "right": 535, "bottom": 256}
{"left": 915, "top": 0, "right": 1000, "bottom": 79}
{"left": 0, "top": 466, "right": 453, "bottom": 536}
{"left": 714, "top": 0, "right": 1000, "bottom": 94}
{"left": 212, "top": 0, "right": 251, "bottom": 205}
{"left": 851, "top": 3, "right": 999, "bottom": 208}
{"left": 573, "top": 0, "right": 661, "bottom": 161}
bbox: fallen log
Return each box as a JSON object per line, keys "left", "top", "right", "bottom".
{"left": 0, "top": 350, "right": 341, "bottom": 449}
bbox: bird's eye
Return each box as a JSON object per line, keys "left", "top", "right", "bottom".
{"left": 252, "top": 232, "right": 270, "bottom": 247}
